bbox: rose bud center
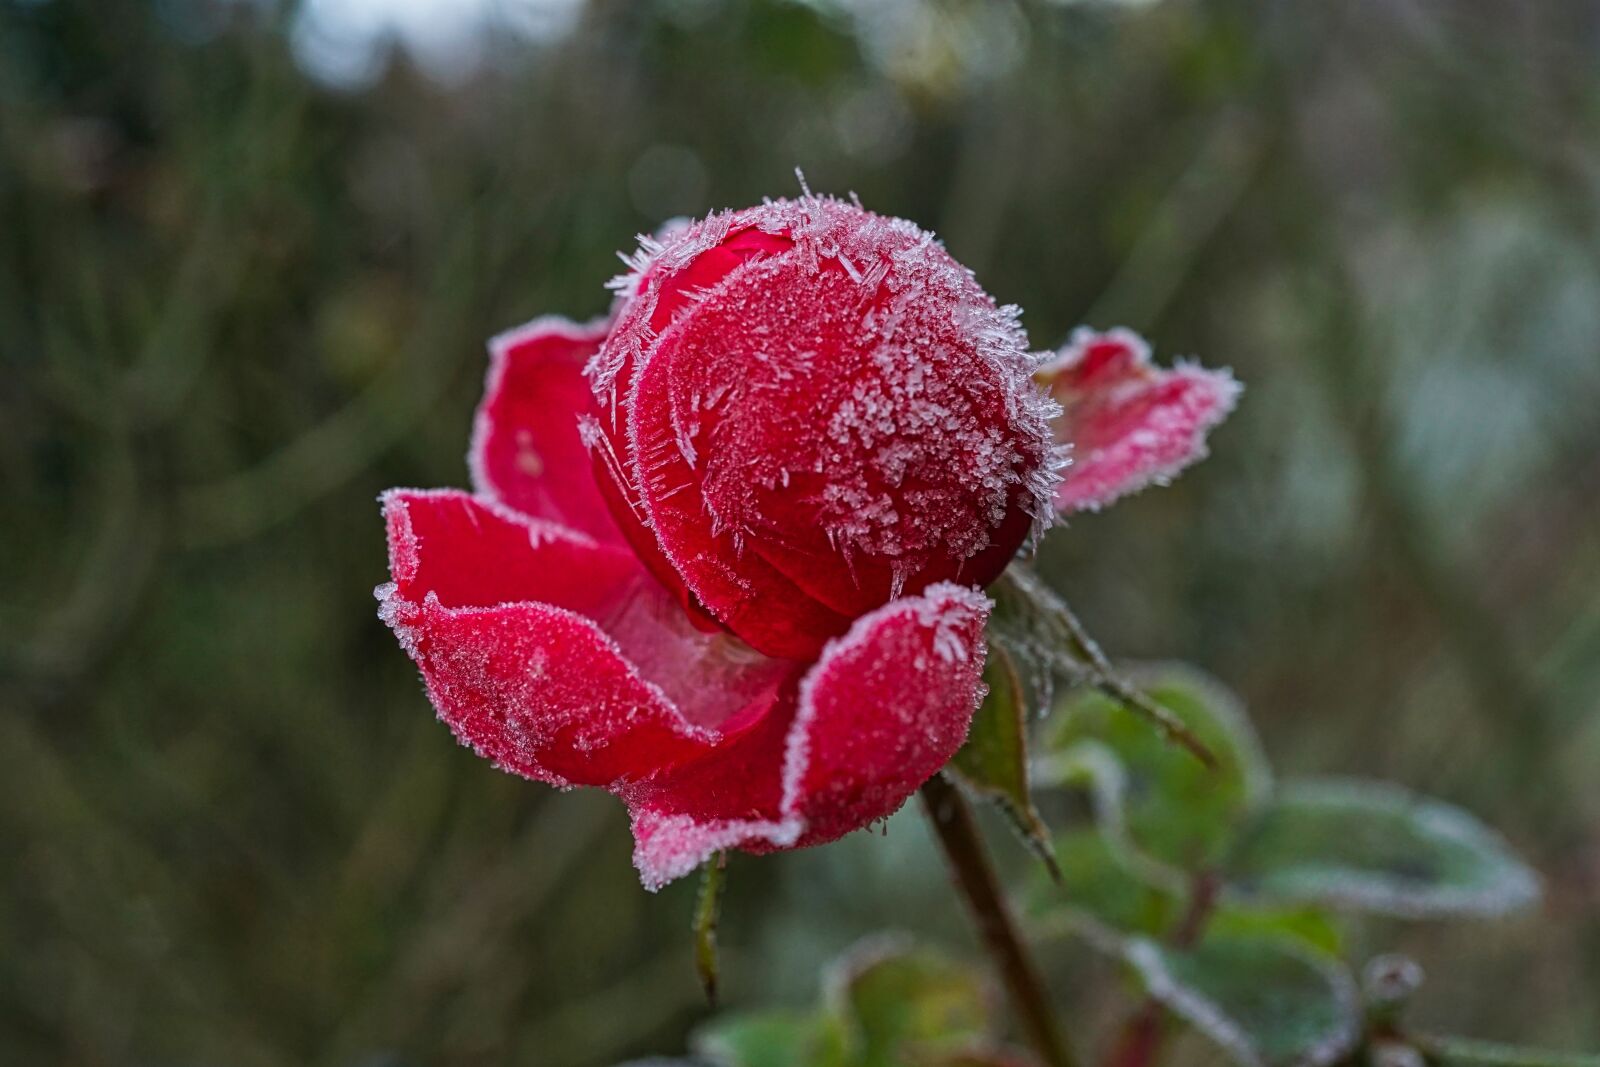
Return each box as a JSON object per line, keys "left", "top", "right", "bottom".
{"left": 588, "top": 198, "right": 1058, "bottom": 658}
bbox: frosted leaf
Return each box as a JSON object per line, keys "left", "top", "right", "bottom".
{"left": 1225, "top": 779, "right": 1541, "bottom": 918}
{"left": 1042, "top": 663, "right": 1271, "bottom": 874}
{"left": 694, "top": 1011, "right": 845, "bottom": 1067}
{"left": 822, "top": 935, "right": 991, "bottom": 1061}
{"left": 1021, "top": 827, "right": 1181, "bottom": 942}
{"left": 1413, "top": 1035, "right": 1600, "bottom": 1067}
{"left": 948, "top": 640, "right": 1057, "bottom": 874}
{"left": 691, "top": 935, "right": 1032, "bottom": 1067}
{"left": 1122, "top": 933, "right": 1360, "bottom": 1067}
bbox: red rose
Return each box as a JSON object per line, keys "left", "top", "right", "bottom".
{"left": 378, "top": 196, "right": 1236, "bottom": 888}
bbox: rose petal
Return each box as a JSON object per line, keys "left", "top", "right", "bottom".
{"left": 583, "top": 411, "right": 730, "bottom": 637}
{"left": 383, "top": 487, "right": 638, "bottom": 617}
{"left": 644, "top": 225, "right": 793, "bottom": 335}
{"left": 623, "top": 582, "right": 991, "bottom": 889}
{"left": 781, "top": 581, "right": 992, "bottom": 845}
{"left": 383, "top": 594, "right": 721, "bottom": 788}
{"left": 644, "top": 251, "right": 1039, "bottom": 621}
{"left": 1041, "top": 327, "right": 1240, "bottom": 513}
{"left": 587, "top": 228, "right": 799, "bottom": 635}
{"left": 593, "top": 218, "right": 855, "bottom": 658}
{"left": 379, "top": 489, "right": 717, "bottom": 787}
{"left": 627, "top": 323, "right": 857, "bottom": 659}
{"left": 469, "top": 315, "right": 624, "bottom": 542}
{"left": 622, "top": 694, "right": 805, "bottom": 890}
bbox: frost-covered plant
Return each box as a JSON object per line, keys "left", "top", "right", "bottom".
{"left": 376, "top": 189, "right": 1577, "bottom": 1067}
{"left": 376, "top": 192, "right": 1233, "bottom": 890}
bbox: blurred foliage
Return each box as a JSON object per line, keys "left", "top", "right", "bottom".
{"left": 1025, "top": 668, "right": 1543, "bottom": 1067}
{"left": 678, "top": 936, "right": 1031, "bottom": 1067}
{"left": 2, "top": 0, "right": 1599, "bottom": 1064}
{"left": 645, "top": 667, "right": 1567, "bottom": 1067}
{"left": 1042, "top": 665, "right": 1272, "bottom": 874}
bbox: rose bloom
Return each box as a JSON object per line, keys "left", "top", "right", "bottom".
{"left": 378, "top": 196, "right": 1237, "bottom": 888}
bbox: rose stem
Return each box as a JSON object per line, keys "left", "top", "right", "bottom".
{"left": 920, "top": 773, "right": 1079, "bottom": 1067}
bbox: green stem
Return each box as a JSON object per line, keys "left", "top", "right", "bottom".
{"left": 920, "top": 774, "right": 1079, "bottom": 1067}
{"left": 693, "top": 852, "right": 727, "bottom": 1006}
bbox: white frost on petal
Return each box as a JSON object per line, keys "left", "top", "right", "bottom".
{"left": 778, "top": 581, "right": 992, "bottom": 821}
{"left": 631, "top": 811, "right": 802, "bottom": 892}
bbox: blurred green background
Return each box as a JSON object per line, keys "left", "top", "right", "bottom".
{"left": 3, "top": 0, "right": 1599, "bottom": 1063}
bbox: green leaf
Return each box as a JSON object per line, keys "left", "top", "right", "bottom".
{"left": 694, "top": 938, "right": 1007, "bottom": 1067}
{"left": 695, "top": 1011, "right": 846, "bottom": 1067}
{"left": 1024, "top": 829, "right": 1180, "bottom": 941}
{"left": 1042, "top": 665, "right": 1270, "bottom": 873}
{"left": 1414, "top": 1035, "right": 1600, "bottom": 1067}
{"left": 825, "top": 936, "right": 991, "bottom": 1067}
{"left": 1204, "top": 905, "right": 1344, "bottom": 958}
{"left": 949, "top": 642, "right": 1055, "bottom": 872}
{"left": 1224, "top": 779, "right": 1541, "bottom": 918}
{"left": 1122, "top": 932, "right": 1360, "bottom": 1067}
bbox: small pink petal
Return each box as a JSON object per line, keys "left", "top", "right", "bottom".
{"left": 469, "top": 314, "right": 624, "bottom": 542}
{"left": 1041, "top": 327, "right": 1241, "bottom": 514}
